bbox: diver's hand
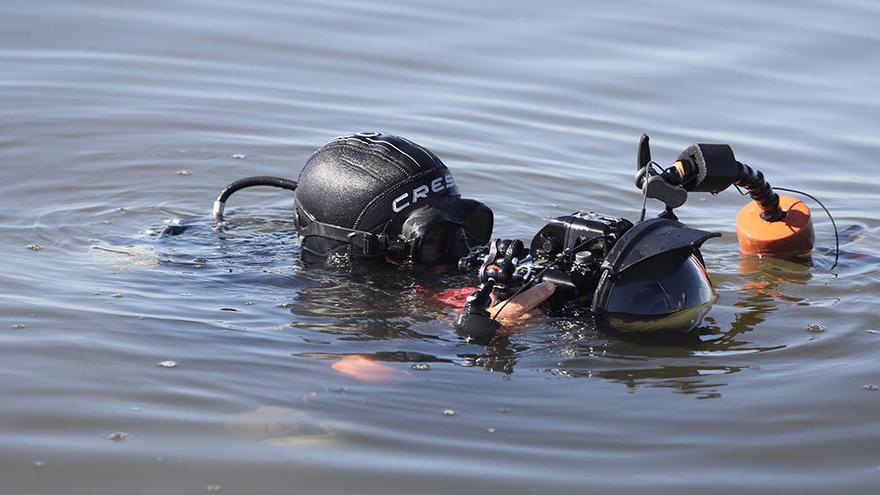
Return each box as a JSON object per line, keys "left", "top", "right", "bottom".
{"left": 488, "top": 281, "right": 555, "bottom": 324}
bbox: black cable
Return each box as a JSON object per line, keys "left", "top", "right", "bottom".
{"left": 212, "top": 176, "right": 298, "bottom": 223}
{"left": 735, "top": 161, "right": 784, "bottom": 221}
{"left": 772, "top": 186, "right": 839, "bottom": 269}
{"left": 490, "top": 238, "right": 593, "bottom": 320}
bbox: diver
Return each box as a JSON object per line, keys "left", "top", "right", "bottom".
{"left": 212, "top": 131, "right": 556, "bottom": 328}
{"left": 211, "top": 131, "right": 841, "bottom": 346}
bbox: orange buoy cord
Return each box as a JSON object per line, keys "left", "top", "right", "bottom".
{"left": 736, "top": 195, "right": 814, "bottom": 256}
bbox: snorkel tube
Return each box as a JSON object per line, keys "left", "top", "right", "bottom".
{"left": 212, "top": 176, "right": 299, "bottom": 224}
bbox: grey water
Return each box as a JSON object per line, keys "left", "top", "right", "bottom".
{"left": 2, "top": 0, "right": 879, "bottom": 493}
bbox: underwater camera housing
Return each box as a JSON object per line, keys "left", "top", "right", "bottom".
{"left": 454, "top": 132, "right": 833, "bottom": 341}
{"left": 459, "top": 212, "right": 632, "bottom": 307}
{"left": 457, "top": 211, "right": 718, "bottom": 339}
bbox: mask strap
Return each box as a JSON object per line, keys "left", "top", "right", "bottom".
{"left": 297, "top": 205, "right": 397, "bottom": 256}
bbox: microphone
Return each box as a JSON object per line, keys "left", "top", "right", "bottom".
{"left": 673, "top": 143, "right": 741, "bottom": 193}
{"left": 634, "top": 136, "right": 741, "bottom": 195}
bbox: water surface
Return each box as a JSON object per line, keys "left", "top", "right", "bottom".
{"left": 2, "top": 0, "right": 880, "bottom": 493}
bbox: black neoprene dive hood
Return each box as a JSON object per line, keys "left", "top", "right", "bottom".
{"left": 291, "top": 132, "right": 488, "bottom": 262}
{"left": 293, "top": 132, "right": 494, "bottom": 262}
{"left": 209, "top": 132, "right": 494, "bottom": 264}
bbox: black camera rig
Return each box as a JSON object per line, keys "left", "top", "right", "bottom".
{"left": 451, "top": 134, "right": 772, "bottom": 342}
{"left": 455, "top": 210, "right": 719, "bottom": 341}
{"left": 458, "top": 212, "right": 634, "bottom": 308}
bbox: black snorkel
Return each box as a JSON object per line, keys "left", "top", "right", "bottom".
{"left": 212, "top": 175, "right": 299, "bottom": 224}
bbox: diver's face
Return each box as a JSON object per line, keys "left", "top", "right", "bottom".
{"left": 416, "top": 224, "right": 454, "bottom": 264}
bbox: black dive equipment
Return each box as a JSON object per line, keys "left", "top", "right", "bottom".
{"left": 454, "top": 133, "right": 835, "bottom": 340}
{"left": 455, "top": 212, "right": 718, "bottom": 339}
{"left": 206, "top": 132, "right": 835, "bottom": 342}
{"left": 456, "top": 280, "right": 502, "bottom": 342}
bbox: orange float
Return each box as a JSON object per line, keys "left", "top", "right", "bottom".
{"left": 736, "top": 195, "right": 814, "bottom": 256}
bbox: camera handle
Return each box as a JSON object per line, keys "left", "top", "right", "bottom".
{"left": 635, "top": 135, "right": 688, "bottom": 221}
{"left": 453, "top": 280, "right": 501, "bottom": 342}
